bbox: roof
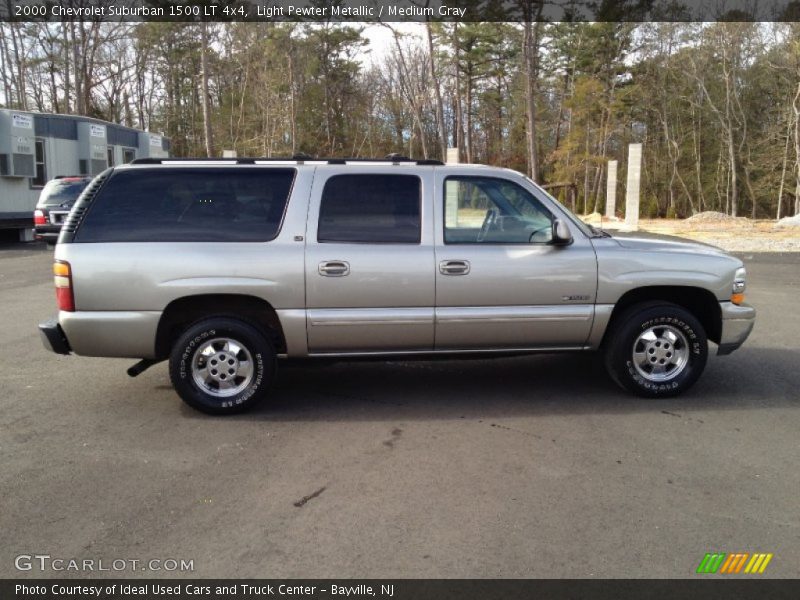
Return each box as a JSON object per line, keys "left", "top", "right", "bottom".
{"left": 0, "top": 108, "right": 166, "bottom": 138}
{"left": 130, "top": 156, "right": 444, "bottom": 166}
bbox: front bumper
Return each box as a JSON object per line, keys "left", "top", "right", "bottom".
{"left": 717, "top": 301, "right": 755, "bottom": 355}
{"left": 39, "top": 318, "right": 72, "bottom": 355}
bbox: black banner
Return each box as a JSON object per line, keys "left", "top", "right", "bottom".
{"left": 1, "top": 0, "right": 799, "bottom": 23}
{"left": 3, "top": 580, "right": 800, "bottom": 600}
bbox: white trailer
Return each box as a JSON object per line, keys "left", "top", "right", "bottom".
{"left": 0, "top": 110, "right": 170, "bottom": 240}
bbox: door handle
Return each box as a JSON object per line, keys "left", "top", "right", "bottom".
{"left": 439, "top": 260, "right": 470, "bottom": 275}
{"left": 319, "top": 260, "right": 350, "bottom": 277}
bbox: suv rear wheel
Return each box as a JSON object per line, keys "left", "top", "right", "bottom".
{"left": 169, "top": 317, "right": 276, "bottom": 414}
{"left": 604, "top": 302, "right": 708, "bottom": 397}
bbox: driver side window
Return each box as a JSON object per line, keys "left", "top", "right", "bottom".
{"left": 443, "top": 176, "right": 553, "bottom": 244}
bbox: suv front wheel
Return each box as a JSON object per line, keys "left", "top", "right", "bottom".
{"left": 604, "top": 302, "right": 708, "bottom": 397}
{"left": 169, "top": 317, "right": 276, "bottom": 414}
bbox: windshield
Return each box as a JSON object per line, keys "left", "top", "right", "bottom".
{"left": 522, "top": 176, "right": 597, "bottom": 238}
{"left": 38, "top": 179, "right": 91, "bottom": 207}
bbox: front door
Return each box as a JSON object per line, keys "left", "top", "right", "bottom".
{"left": 434, "top": 171, "right": 598, "bottom": 350}
{"left": 304, "top": 168, "right": 435, "bottom": 353}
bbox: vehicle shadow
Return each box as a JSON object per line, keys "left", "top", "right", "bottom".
{"left": 192, "top": 345, "right": 800, "bottom": 422}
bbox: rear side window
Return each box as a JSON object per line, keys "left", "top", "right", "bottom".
{"left": 74, "top": 168, "right": 295, "bottom": 243}
{"left": 38, "top": 179, "right": 91, "bottom": 207}
{"left": 318, "top": 174, "right": 421, "bottom": 244}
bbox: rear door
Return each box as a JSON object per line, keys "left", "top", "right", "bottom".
{"left": 304, "top": 167, "right": 435, "bottom": 353}
{"left": 434, "top": 169, "right": 598, "bottom": 350}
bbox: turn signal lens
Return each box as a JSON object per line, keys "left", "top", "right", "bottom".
{"left": 53, "top": 260, "right": 75, "bottom": 312}
{"left": 34, "top": 209, "right": 46, "bottom": 225}
{"left": 731, "top": 293, "right": 745, "bottom": 305}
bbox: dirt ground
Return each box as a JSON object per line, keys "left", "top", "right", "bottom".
{"left": 582, "top": 213, "right": 800, "bottom": 253}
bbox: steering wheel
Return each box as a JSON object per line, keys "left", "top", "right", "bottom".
{"left": 477, "top": 208, "right": 498, "bottom": 242}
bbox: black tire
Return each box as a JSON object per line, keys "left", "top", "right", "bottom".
{"left": 168, "top": 317, "right": 276, "bottom": 415}
{"left": 604, "top": 302, "right": 708, "bottom": 397}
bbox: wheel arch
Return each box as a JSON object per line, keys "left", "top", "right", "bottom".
{"left": 155, "top": 294, "right": 287, "bottom": 359}
{"left": 601, "top": 286, "right": 722, "bottom": 347}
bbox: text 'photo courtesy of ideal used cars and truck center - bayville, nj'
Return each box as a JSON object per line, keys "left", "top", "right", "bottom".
{"left": 2, "top": 1, "right": 800, "bottom": 599}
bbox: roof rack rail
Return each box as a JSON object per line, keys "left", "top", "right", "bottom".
{"left": 129, "top": 156, "right": 445, "bottom": 166}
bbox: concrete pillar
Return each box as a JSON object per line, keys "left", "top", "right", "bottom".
{"left": 605, "top": 160, "right": 618, "bottom": 219}
{"left": 625, "top": 143, "right": 642, "bottom": 229}
{"left": 445, "top": 148, "right": 461, "bottom": 225}
{"left": 445, "top": 180, "right": 460, "bottom": 227}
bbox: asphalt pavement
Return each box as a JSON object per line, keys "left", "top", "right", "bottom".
{"left": 1, "top": 244, "right": 798, "bottom": 578}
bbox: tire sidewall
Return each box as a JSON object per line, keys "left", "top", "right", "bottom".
{"left": 170, "top": 318, "right": 274, "bottom": 414}
{"left": 612, "top": 306, "right": 708, "bottom": 397}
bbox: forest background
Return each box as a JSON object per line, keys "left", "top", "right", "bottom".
{"left": 2, "top": 19, "right": 799, "bottom": 219}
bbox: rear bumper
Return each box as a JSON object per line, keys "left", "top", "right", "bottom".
{"left": 34, "top": 225, "right": 61, "bottom": 242}
{"left": 59, "top": 310, "right": 161, "bottom": 358}
{"left": 717, "top": 301, "right": 755, "bottom": 356}
{"left": 39, "top": 318, "right": 72, "bottom": 355}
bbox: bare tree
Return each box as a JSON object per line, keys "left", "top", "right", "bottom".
{"left": 200, "top": 22, "right": 215, "bottom": 157}
{"left": 521, "top": 1, "right": 544, "bottom": 181}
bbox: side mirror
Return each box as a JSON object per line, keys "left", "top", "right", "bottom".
{"left": 552, "top": 219, "right": 573, "bottom": 246}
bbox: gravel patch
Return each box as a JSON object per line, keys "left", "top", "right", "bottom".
{"left": 684, "top": 236, "right": 800, "bottom": 253}
{"left": 776, "top": 214, "right": 800, "bottom": 228}
{"left": 686, "top": 211, "right": 734, "bottom": 222}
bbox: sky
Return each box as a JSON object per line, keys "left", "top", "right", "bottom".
{"left": 360, "top": 22, "right": 427, "bottom": 64}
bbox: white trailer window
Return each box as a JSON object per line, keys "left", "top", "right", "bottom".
{"left": 31, "top": 139, "right": 46, "bottom": 188}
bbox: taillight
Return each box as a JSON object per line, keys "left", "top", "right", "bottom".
{"left": 34, "top": 209, "right": 46, "bottom": 225}
{"left": 53, "top": 260, "right": 75, "bottom": 312}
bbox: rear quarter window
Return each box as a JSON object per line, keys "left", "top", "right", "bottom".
{"left": 74, "top": 168, "right": 295, "bottom": 243}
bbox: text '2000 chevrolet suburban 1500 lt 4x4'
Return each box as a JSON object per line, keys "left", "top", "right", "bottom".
{"left": 39, "top": 157, "right": 755, "bottom": 414}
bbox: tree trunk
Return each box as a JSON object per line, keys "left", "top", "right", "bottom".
{"left": 426, "top": 20, "right": 447, "bottom": 160}
{"left": 522, "top": 18, "right": 542, "bottom": 181}
{"left": 776, "top": 106, "right": 792, "bottom": 220}
{"left": 465, "top": 70, "right": 472, "bottom": 163}
{"left": 727, "top": 129, "right": 737, "bottom": 217}
{"left": 794, "top": 82, "right": 800, "bottom": 215}
{"left": 0, "top": 26, "right": 13, "bottom": 107}
{"left": 69, "top": 22, "right": 83, "bottom": 114}
{"left": 200, "top": 22, "right": 215, "bottom": 157}
{"left": 453, "top": 23, "right": 464, "bottom": 162}
{"left": 288, "top": 49, "right": 297, "bottom": 155}
{"left": 8, "top": 22, "right": 27, "bottom": 109}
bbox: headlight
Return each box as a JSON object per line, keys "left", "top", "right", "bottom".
{"left": 731, "top": 267, "right": 746, "bottom": 304}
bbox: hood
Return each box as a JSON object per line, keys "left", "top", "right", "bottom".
{"left": 609, "top": 232, "right": 729, "bottom": 257}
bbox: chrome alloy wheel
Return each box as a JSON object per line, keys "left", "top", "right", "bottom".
{"left": 631, "top": 324, "right": 690, "bottom": 382}
{"left": 191, "top": 337, "right": 254, "bottom": 398}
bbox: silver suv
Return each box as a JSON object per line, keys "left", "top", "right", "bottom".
{"left": 39, "top": 157, "right": 755, "bottom": 414}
